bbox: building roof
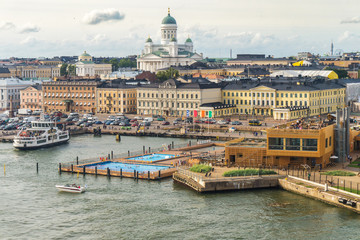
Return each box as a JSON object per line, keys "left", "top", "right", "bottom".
{"left": 138, "top": 78, "right": 220, "bottom": 90}
{"left": 270, "top": 70, "right": 338, "bottom": 79}
{"left": 80, "top": 51, "right": 91, "bottom": 57}
{"left": 185, "top": 37, "right": 192, "bottom": 43}
{"left": 146, "top": 37, "right": 153, "bottom": 43}
{"left": 162, "top": 10, "right": 177, "bottom": 25}
{"left": 222, "top": 78, "right": 346, "bottom": 91}
{"left": 200, "top": 102, "right": 236, "bottom": 109}
{"left": 0, "top": 68, "right": 10, "bottom": 74}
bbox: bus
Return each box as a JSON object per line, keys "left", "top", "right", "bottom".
{"left": 249, "top": 120, "right": 262, "bottom": 126}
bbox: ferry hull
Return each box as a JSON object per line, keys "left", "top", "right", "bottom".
{"left": 14, "top": 138, "right": 69, "bottom": 150}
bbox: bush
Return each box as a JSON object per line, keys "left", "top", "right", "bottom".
{"left": 223, "top": 169, "right": 277, "bottom": 177}
{"left": 321, "top": 171, "right": 355, "bottom": 176}
{"left": 189, "top": 164, "right": 212, "bottom": 173}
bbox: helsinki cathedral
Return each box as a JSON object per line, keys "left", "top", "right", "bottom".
{"left": 137, "top": 9, "right": 203, "bottom": 72}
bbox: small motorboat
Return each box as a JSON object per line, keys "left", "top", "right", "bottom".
{"left": 55, "top": 184, "right": 86, "bottom": 193}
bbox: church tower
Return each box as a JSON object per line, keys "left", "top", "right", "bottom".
{"left": 161, "top": 8, "right": 177, "bottom": 44}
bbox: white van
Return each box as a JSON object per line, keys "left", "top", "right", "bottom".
{"left": 143, "top": 117, "right": 153, "bottom": 122}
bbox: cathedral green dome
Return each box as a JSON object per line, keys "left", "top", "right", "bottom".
{"left": 185, "top": 37, "right": 192, "bottom": 43}
{"left": 81, "top": 51, "right": 91, "bottom": 57}
{"left": 146, "top": 37, "right": 153, "bottom": 43}
{"left": 162, "top": 9, "right": 176, "bottom": 25}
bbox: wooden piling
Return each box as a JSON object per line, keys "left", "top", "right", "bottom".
{"left": 111, "top": 151, "right": 113, "bottom": 159}
{"left": 95, "top": 166, "right": 97, "bottom": 176}
{"left": 107, "top": 167, "right": 110, "bottom": 177}
{"left": 36, "top": 162, "right": 39, "bottom": 173}
{"left": 76, "top": 156, "right": 79, "bottom": 165}
{"left": 158, "top": 170, "right": 161, "bottom": 179}
{"left": 83, "top": 166, "right": 86, "bottom": 176}
{"left": 143, "top": 146, "right": 145, "bottom": 154}
{"left": 128, "top": 151, "right": 130, "bottom": 157}
{"left": 149, "top": 147, "right": 151, "bottom": 153}
{"left": 71, "top": 164, "right": 73, "bottom": 173}
{"left": 134, "top": 170, "right": 136, "bottom": 179}
{"left": 120, "top": 168, "right": 122, "bottom": 178}
{"left": 148, "top": 171, "right": 150, "bottom": 180}
{"left": 172, "top": 141, "right": 174, "bottom": 148}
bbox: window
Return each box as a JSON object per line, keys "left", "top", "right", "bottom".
{"left": 303, "top": 139, "right": 317, "bottom": 151}
{"left": 329, "top": 136, "right": 332, "bottom": 146}
{"left": 269, "top": 138, "right": 283, "bottom": 150}
{"left": 286, "top": 138, "right": 300, "bottom": 150}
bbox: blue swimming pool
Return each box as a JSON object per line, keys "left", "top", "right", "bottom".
{"left": 127, "top": 153, "right": 175, "bottom": 161}
{"left": 84, "top": 161, "right": 171, "bottom": 172}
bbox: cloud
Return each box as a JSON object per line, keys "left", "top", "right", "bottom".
{"left": 341, "top": 16, "right": 360, "bottom": 24}
{"left": 19, "top": 23, "right": 40, "bottom": 33}
{"left": 82, "top": 9, "right": 125, "bottom": 25}
{"left": 0, "top": 21, "right": 16, "bottom": 30}
{"left": 20, "top": 36, "right": 37, "bottom": 45}
{"left": 338, "top": 31, "right": 360, "bottom": 42}
{"left": 85, "top": 34, "right": 107, "bottom": 44}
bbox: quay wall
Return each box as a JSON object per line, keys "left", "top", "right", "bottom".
{"left": 278, "top": 177, "right": 360, "bottom": 214}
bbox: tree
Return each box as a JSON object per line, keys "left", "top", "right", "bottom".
{"left": 68, "top": 64, "right": 76, "bottom": 76}
{"left": 60, "top": 63, "right": 68, "bottom": 76}
{"left": 109, "top": 58, "right": 119, "bottom": 71}
{"left": 156, "top": 67, "right": 179, "bottom": 82}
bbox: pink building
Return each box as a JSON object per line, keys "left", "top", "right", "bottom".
{"left": 20, "top": 84, "right": 43, "bottom": 111}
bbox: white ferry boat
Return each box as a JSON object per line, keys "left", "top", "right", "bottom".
{"left": 13, "top": 119, "right": 69, "bottom": 150}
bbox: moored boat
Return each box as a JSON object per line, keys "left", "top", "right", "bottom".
{"left": 13, "top": 117, "right": 69, "bottom": 150}
{"left": 55, "top": 184, "right": 86, "bottom": 193}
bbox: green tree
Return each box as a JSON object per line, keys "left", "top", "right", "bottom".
{"left": 60, "top": 63, "right": 68, "bottom": 76}
{"left": 118, "top": 58, "right": 136, "bottom": 68}
{"left": 68, "top": 64, "right": 76, "bottom": 76}
{"left": 156, "top": 67, "right": 179, "bottom": 82}
{"left": 109, "top": 58, "right": 119, "bottom": 71}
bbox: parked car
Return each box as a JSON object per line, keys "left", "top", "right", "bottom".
{"left": 134, "top": 116, "right": 143, "bottom": 120}
{"left": 140, "top": 121, "right": 151, "bottom": 126}
{"left": 249, "top": 120, "right": 262, "bottom": 126}
{"left": 231, "top": 121, "right": 242, "bottom": 125}
{"left": 94, "top": 121, "right": 103, "bottom": 124}
{"left": 204, "top": 119, "right": 216, "bottom": 124}
{"left": 157, "top": 117, "right": 165, "bottom": 121}
{"left": 162, "top": 121, "right": 170, "bottom": 125}
{"left": 217, "top": 120, "right": 228, "bottom": 125}
{"left": 132, "top": 122, "right": 139, "bottom": 127}
{"left": 130, "top": 119, "right": 137, "bottom": 122}
{"left": 61, "top": 113, "right": 68, "bottom": 118}
{"left": 173, "top": 120, "right": 180, "bottom": 125}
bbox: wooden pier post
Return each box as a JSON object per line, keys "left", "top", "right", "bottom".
{"left": 83, "top": 166, "right": 86, "bottom": 176}
{"left": 120, "top": 168, "right": 122, "bottom": 178}
{"left": 158, "top": 170, "right": 161, "bottom": 179}
{"left": 149, "top": 147, "right": 151, "bottom": 153}
{"left": 128, "top": 151, "right": 130, "bottom": 157}
{"left": 148, "top": 171, "right": 150, "bottom": 180}
{"left": 189, "top": 140, "right": 191, "bottom": 146}
{"left": 172, "top": 141, "right": 174, "bottom": 149}
{"left": 137, "top": 171, "right": 139, "bottom": 179}
{"left": 95, "top": 166, "right": 97, "bottom": 176}
{"left": 143, "top": 146, "right": 145, "bottom": 154}
{"left": 36, "top": 162, "right": 38, "bottom": 173}
{"left": 134, "top": 170, "right": 136, "bottom": 179}
{"left": 76, "top": 156, "right": 79, "bottom": 165}
{"left": 59, "top": 163, "right": 61, "bottom": 174}
{"left": 107, "top": 167, "right": 110, "bottom": 178}
{"left": 108, "top": 153, "right": 110, "bottom": 159}
{"left": 71, "top": 164, "right": 73, "bottom": 173}
{"left": 111, "top": 151, "right": 113, "bottom": 159}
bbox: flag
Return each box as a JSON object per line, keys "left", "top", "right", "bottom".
{"left": 208, "top": 110, "right": 213, "bottom": 118}
{"left": 194, "top": 110, "right": 198, "bottom": 117}
{"left": 201, "top": 111, "right": 205, "bottom": 118}
{"left": 186, "top": 110, "right": 190, "bottom": 117}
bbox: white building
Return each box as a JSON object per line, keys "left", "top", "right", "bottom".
{"left": 137, "top": 9, "right": 203, "bottom": 73}
{"left": 0, "top": 78, "right": 34, "bottom": 110}
{"left": 76, "top": 51, "right": 112, "bottom": 77}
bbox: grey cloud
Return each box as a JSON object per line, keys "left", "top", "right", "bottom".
{"left": 0, "top": 21, "right": 16, "bottom": 30}
{"left": 341, "top": 17, "right": 360, "bottom": 24}
{"left": 82, "top": 8, "right": 125, "bottom": 25}
{"left": 19, "top": 24, "right": 40, "bottom": 33}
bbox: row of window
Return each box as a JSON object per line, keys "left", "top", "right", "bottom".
{"left": 99, "top": 93, "right": 136, "bottom": 98}
{"left": 23, "top": 92, "right": 41, "bottom": 96}
{"left": 268, "top": 138, "right": 319, "bottom": 151}
{"left": 99, "top": 100, "right": 136, "bottom": 105}
{"left": 22, "top": 99, "right": 41, "bottom": 103}
{"left": 139, "top": 92, "right": 198, "bottom": 99}
{"left": 43, "top": 86, "right": 95, "bottom": 91}
{"left": 224, "top": 90, "right": 345, "bottom": 98}
{"left": 138, "top": 101, "right": 198, "bottom": 109}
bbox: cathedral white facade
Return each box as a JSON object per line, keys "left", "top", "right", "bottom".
{"left": 137, "top": 9, "right": 203, "bottom": 73}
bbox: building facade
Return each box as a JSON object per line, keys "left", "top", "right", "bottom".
{"left": 42, "top": 80, "right": 98, "bottom": 113}
{"left": 7, "top": 65, "right": 60, "bottom": 79}
{"left": 137, "top": 79, "right": 221, "bottom": 117}
{"left": 76, "top": 51, "right": 112, "bottom": 77}
{"left": 0, "top": 77, "right": 34, "bottom": 111}
{"left": 137, "top": 9, "right": 203, "bottom": 73}
{"left": 20, "top": 84, "right": 42, "bottom": 111}
{"left": 97, "top": 83, "right": 137, "bottom": 114}
{"left": 222, "top": 78, "right": 346, "bottom": 120}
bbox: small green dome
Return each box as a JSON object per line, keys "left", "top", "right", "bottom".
{"left": 170, "top": 37, "right": 177, "bottom": 42}
{"left": 162, "top": 13, "right": 176, "bottom": 25}
{"left": 185, "top": 37, "right": 192, "bottom": 43}
{"left": 146, "top": 37, "right": 153, "bottom": 43}
{"left": 81, "top": 51, "right": 91, "bottom": 57}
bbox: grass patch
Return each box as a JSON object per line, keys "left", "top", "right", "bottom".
{"left": 336, "top": 186, "right": 359, "bottom": 194}
{"left": 348, "top": 159, "right": 360, "bottom": 168}
{"left": 223, "top": 169, "right": 277, "bottom": 177}
{"left": 321, "top": 170, "right": 356, "bottom": 176}
{"left": 189, "top": 164, "right": 212, "bottom": 173}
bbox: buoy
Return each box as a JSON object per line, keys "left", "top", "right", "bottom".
{"left": 77, "top": 170, "right": 79, "bottom": 178}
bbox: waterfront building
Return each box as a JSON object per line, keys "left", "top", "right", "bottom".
{"left": 7, "top": 65, "right": 61, "bottom": 79}
{"left": 270, "top": 70, "right": 338, "bottom": 79}
{"left": 96, "top": 81, "right": 137, "bottom": 114}
{"left": 137, "top": 9, "right": 203, "bottom": 73}
{"left": 42, "top": 80, "right": 99, "bottom": 113}
{"left": 136, "top": 78, "right": 221, "bottom": 117}
{"left": 0, "top": 77, "right": 34, "bottom": 111}
{"left": 20, "top": 84, "right": 42, "bottom": 111}
{"left": 225, "top": 119, "right": 335, "bottom": 168}
{"left": 76, "top": 51, "right": 112, "bottom": 77}
{"left": 222, "top": 78, "right": 346, "bottom": 120}
{"left": 38, "top": 58, "right": 62, "bottom": 66}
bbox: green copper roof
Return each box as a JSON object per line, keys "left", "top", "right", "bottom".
{"left": 162, "top": 14, "right": 176, "bottom": 24}
{"left": 185, "top": 37, "right": 192, "bottom": 43}
{"left": 81, "top": 51, "right": 91, "bottom": 57}
{"left": 146, "top": 37, "right": 153, "bottom": 43}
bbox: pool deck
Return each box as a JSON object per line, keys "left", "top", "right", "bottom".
{"left": 59, "top": 141, "right": 225, "bottom": 180}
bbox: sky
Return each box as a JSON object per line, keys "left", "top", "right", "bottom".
{"left": 0, "top": 0, "right": 360, "bottom": 59}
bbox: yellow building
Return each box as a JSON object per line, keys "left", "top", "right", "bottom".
{"left": 222, "top": 78, "right": 346, "bottom": 120}
{"left": 97, "top": 83, "right": 137, "bottom": 114}
{"left": 7, "top": 65, "right": 60, "bottom": 79}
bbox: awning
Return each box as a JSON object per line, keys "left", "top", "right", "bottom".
{"left": 56, "top": 93, "right": 58, "bottom": 97}
{"left": 52, "top": 93, "right": 55, "bottom": 96}
{"left": 59, "top": 93, "right": 62, "bottom": 97}
{"left": 330, "top": 156, "right": 338, "bottom": 159}
{"left": 88, "top": 102, "right": 91, "bottom": 106}
{"left": 80, "top": 102, "right": 82, "bottom": 106}
{"left": 88, "top": 94, "right": 91, "bottom": 97}
{"left": 92, "top": 94, "right": 95, "bottom": 97}
{"left": 76, "top": 102, "right": 78, "bottom": 106}
{"left": 44, "top": 93, "right": 47, "bottom": 97}
{"left": 68, "top": 93, "right": 70, "bottom": 97}
{"left": 80, "top": 94, "right": 82, "bottom": 97}
{"left": 76, "top": 94, "right": 78, "bottom": 97}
